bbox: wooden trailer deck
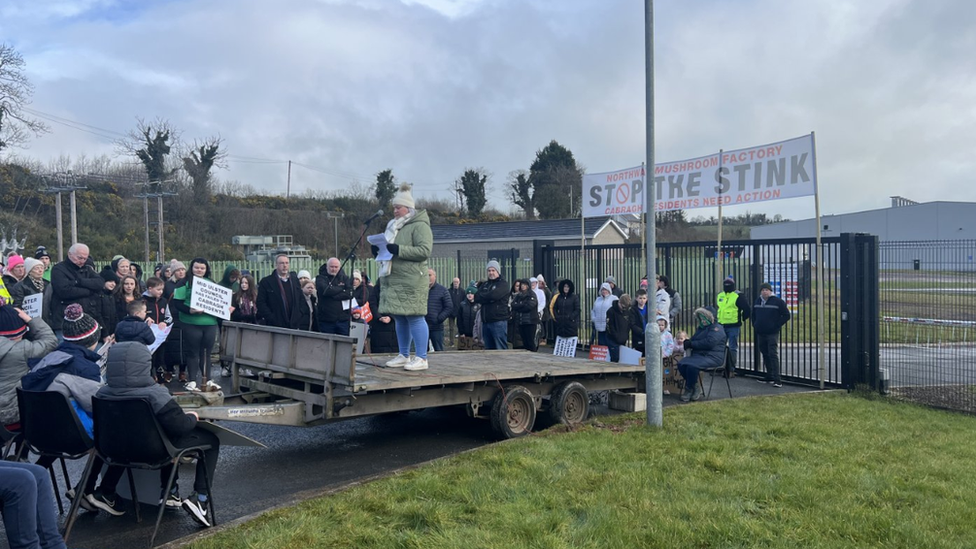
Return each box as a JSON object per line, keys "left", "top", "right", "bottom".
{"left": 212, "top": 322, "right": 645, "bottom": 434}
{"left": 348, "top": 350, "right": 644, "bottom": 393}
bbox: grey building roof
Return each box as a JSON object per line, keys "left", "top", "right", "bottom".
{"left": 750, "top": 201, "right": 976, "bottom": 241}
{"left": 431, "top": 217, "right": 623, "bottom": 243}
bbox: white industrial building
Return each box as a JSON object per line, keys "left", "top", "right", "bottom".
{"left": 750, "top": 198, "right": 975, "bottom": 241}
{"left": 751, "top": 198, "right": 976, "bottom": 271}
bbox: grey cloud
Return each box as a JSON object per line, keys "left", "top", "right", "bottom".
{"left": 4, "top": 0, "right": 974, "bottom": 220}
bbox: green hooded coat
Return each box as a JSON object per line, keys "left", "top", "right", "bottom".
{"left": 379, "top": 210, "right": 433, "bottom": 317}
{"left": 218, "top": 264, "right": 241, "bottom": 293}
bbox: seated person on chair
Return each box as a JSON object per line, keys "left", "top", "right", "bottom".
{"left": 0, "top": 460, "right": 68, "bottom": 549}
{"left": 676, "top": 308, "right": 726, "bottom": 403}
{"left": 0, "top": 300, "right": 58, "bottom": 431}
{"left": 23, "top": 303, "right": 126, "bottom": 516}
{"left": 96, "top": 341, "right": 220, "bottom": 528}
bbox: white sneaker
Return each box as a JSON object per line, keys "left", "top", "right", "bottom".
{"left": 385, "top": 354, "right": 409, "bottom": 368}
{"left": 404, "top": 357, "right": 428, "bottom": 371}
{"left": 184, "top": 381, "right": 198, "bottom": 391}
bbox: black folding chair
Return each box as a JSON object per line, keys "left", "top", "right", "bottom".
{"left": 699, "top": 344, "right": 734, "bottom": 400}
{"left": 15, "top": 388, "right": 94, "bottom": 515}
{"left": 65, "top": 396, "right": 216, "bottom": 549}
{"left": 0, "top": 423, "right": 22, "bottom": 460}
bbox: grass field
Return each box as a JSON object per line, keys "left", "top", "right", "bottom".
{"left": 189, "top": 393, "right": 976, "bottom": 549}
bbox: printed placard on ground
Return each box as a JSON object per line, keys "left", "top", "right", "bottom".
{"left": 553, "top": 336, "right": 578, "bottom": 357}
{"left": 582, "top": 134, "right": 816, "bottom": 216}
{"left": 22, "top": 293, "right": 42, "bottom": 319}
{"left": 619, "top": 346, "right": 642, "bottom": 365}
{"left": 588, "top": 345, "right": 610, "bottom": 362}
{"left": 189, "top": 277, "right": 233, "bottom": 320}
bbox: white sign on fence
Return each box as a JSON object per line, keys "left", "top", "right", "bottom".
{"left": 582, "top": 134, "right": 816, "bottom": 217}
{"left": 189, "top": 277, "right": 233, "bottom": 320}
{"left": 553, "top": 336, "right": 578, "bottom": 357}
{"left": 22, "top": 294, "right": 42, "bottom": 319}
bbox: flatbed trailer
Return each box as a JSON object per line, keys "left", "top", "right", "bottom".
{"left": 196, "top": 322, "right": 645, "bottom": 438}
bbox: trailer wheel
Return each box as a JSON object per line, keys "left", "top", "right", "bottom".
{"left": 490, "top": 385, "right": 536, "bottom": 439}
{"left": 548, "top": 381, "right": 589, "bottom": 426}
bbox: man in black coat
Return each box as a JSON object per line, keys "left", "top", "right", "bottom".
{"left": 426, "top": 269, "right": 454, "bottom": 352}
{"left": 50, "top": 243, "right": 111, "bottom": 337}
{"left": 315, "top": 257, "right": 353, "bottom": 336}
{"left": 257, "top": 254, "right": 303, "bottom": 329}
{"left": 753, "top": 283, "right": 792, "bottom": 387}
{"left": 473, "top": 260, "right": 510, "bottom": 350}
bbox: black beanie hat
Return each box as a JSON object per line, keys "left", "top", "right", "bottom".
{"left": 0, "top": 302, "right": 28, "bottom": 339}
{"left": 35, "top": 246, "right": 51, "bottom": 260}
{"left": 63, "top": 303, "right": 100, "bottom": 347}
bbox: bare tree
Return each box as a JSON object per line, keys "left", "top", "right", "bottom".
{"left": 117, "top": 117, "right": 182, "bottom": 182}
{"left": 0, "top": 44, "right": 49, "bottom": 152}
{"left": 507, "top": 169, "right": 534, "bottom": 219}
{"left": 182, "top": 135, "right": 227, "bottom": 203}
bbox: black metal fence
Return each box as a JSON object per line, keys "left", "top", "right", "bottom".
{"left": 880, "top": 240, "right": 976, "bottom": 414}
{"left": 538, "top": 236, "right": 851, "bottom": 387}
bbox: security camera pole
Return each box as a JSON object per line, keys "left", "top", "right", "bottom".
{"left": 644, "top": 0, "right": 663, "bottom": 428}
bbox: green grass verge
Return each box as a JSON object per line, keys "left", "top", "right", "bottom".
{"left": 189, "top": 393, "right": 976, "bottom": 549}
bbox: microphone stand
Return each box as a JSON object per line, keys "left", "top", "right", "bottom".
{"left": 322, "top": 215, "right": 381, "bottom": 296}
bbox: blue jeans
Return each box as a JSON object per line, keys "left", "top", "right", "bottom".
{"left": 319, "top": 320, "right": 351, "bottom": 336}
{"left": 482, "top": 320, "right": 508, "bottom": 350}
{"left": 724, "top": 325, "right": 740, "bottom": 373}
{"left": 0, "top": 461, "right": 67, "bottom": 549}
{"left": 394, "top": 315, "right": 429, "bottom": 359}
{"left": 428, "top": 327, "right": 444, "bottom": 352}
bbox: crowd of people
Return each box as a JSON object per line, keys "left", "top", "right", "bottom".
{"left": 0, "top": 184, "right": 792, "bottom": 546}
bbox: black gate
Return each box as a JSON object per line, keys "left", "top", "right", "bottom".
{"left": 539, "top": 234, "right": 880, "bottom": 388}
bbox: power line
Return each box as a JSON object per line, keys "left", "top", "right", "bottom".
{"left": 20, "top": 108, "right": 460, "bottom": 196}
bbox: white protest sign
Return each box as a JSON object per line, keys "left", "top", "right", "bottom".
{"left": 619, "top": 346, "right": 642, "bottom": 365}
{"left": 583, "top": 134, "right": 816, "bottom": 217}
{"left": 553, "top": 336, "right": 578, "bottom": 357}
{"left": 22, "top": 294, "right": 43, "bottom": 319}
{"left": 189, "top": 277, "right": 233, "bottom": 320}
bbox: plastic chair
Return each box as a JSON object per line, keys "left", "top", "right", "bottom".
{"left": 64, "top": 396, "right": 216, "bottom": 549}
{"left": 15, "top": 389, "right": 94, "bottom": 515}
{"left": 0, "top": 423, "right": 22, "bottom": 460}
{"left": 698, "top": 344, "right": 733, "bottom": 400}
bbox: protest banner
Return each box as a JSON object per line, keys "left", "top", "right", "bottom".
{"left": 189, "top": 277, "right": 233, "bottom": 320}
{"left": 22, "top": 294, "right": 42, "bottom": 319}
{"left": 582, "top": 134, "right": 816, "bottom": 216}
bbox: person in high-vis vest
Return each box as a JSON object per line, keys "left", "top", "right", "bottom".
{"left": 716, "top": 276, "right": 751, "bottom": 377}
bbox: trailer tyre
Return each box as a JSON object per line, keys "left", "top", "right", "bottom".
{"left": 548, "top": 381, "right": 589, "bottom": 426}
{"left": 490, "top": 385, "right": 536, "bottom": 439}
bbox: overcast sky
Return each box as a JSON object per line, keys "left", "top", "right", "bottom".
{"left": 2, "top": 0, "right": 974, "bottom": 221}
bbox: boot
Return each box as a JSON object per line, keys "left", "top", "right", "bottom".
{"left": 690, "top": 383, "right": 703, "bottom": 401}
{"left": 725, "top": 352, "right": 737, "bottom": 378}
{"left": 680, "top": 383, "right": 694, "bottom": 402}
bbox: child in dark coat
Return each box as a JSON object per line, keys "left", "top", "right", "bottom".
{"left": 113, "top": 300, "right": 155, "bottom": 346}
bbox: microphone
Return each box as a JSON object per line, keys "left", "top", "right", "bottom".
{"left": 363, "top": 209, "right": 384, "bottom": 225}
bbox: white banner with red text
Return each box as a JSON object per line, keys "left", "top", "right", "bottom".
{"left": 582, "top": 134, "right": 816, "bottom": 217}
